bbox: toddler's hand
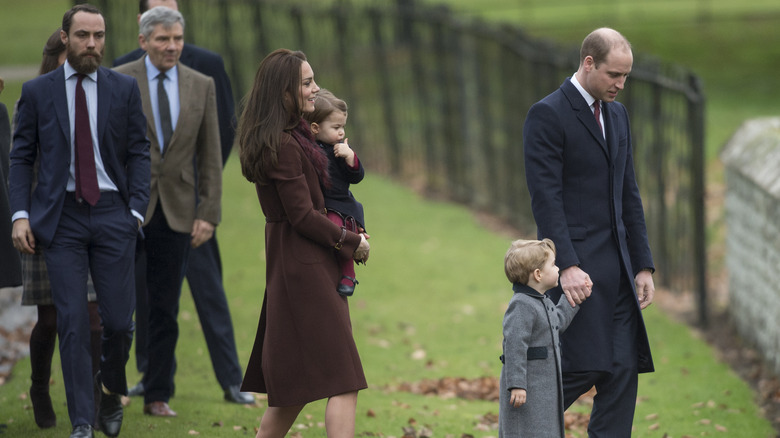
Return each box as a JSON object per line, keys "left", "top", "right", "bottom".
{"left": 334, "top": 139, "right": 356, "bottom": 166}
{"left": 510, "top": 388, "right": 526, "bottom": 407}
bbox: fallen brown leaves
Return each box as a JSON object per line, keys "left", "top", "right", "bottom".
{"left": 393, "top": 376, "right": 592, "bottom": 437}
{"left": 395, "top": 376, "right": 500, "bottom": 401}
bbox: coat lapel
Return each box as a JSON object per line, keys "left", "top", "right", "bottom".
{"left": 602, "top": 101, "right": 618, "bottom": 160}
{"left": 562, "top": 80, "right": 609, "bottom": 158}
{"left": 133, "top": 59, "right": 158, "bottom": 153}
{"left": 170, "top": 65, "right": 193, "bottom": 152}
{"left": 51, "top": 67, "right": 70, "bottom": 148}
{"left": 96, "top": 67, "right": 112, "bottom": 151}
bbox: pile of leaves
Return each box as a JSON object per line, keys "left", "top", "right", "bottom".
{"left": 393, "top": 376, "right": 592, "bottom": 437}
{"left": 395, "top": 376, "right": 501, "bottom": 402}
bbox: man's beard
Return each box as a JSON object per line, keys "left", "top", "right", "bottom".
{"left": 67, "top": 47, "right": 103, "bottom": 74}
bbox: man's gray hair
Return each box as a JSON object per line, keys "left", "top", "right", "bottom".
{"left": 139, "top": 6, "right": 184, "bottom": 39}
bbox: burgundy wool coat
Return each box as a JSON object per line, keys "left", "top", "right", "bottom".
{"left": 240, "top": 131, "right": 367, "bottom": 407}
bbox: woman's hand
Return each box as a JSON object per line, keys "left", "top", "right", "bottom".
{"left": 353, "top": 233, "right": 370, "bottom": 263}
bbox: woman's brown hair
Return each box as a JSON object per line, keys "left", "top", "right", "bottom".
{"left": 238, "top": 49, "right": 307, "bottom": 184}
{"left": 40, "top": 28, "right": 66, "bottom": 76}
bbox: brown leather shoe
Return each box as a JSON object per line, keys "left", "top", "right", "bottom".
{"left": 142, "top": 401, "right": 177, "bottom": 417}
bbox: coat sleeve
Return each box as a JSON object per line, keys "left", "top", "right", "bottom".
{"left": 268, "top": 137, "right": 361, "bottom": 257}
{"left": 502, "top": 297, "right": 534, "bottom": 391}
{"left": 8, "top": 82, "right": 39, "bottom": 214}
{"left": 617, "top": 106, "right": 654, "bottom": 274}
{"left": 342, "top": 154, "right": 365, "bottom": 185}
{"left": 207, "top": 55, "right": 236, "bottom": 166}
{"left": 523, "top": 101, "right": 580, "bottom": 269}
{"left": 194, "top": 77, "right": 223, "bottom": 225}
{"left": 554, "top": 298, "right": 579, "bottom": 334}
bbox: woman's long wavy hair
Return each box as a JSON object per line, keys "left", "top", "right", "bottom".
{"left": 238, "top": 49, "right": 307, "bottom": 184}
{"left": 40, "top": 28, "right": 66, "bottom": 76}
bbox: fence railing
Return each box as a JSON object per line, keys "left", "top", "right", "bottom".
{"left": 92, "top": 0, "right": 708, "bottom": 325}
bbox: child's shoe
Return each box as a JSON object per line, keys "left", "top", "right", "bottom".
{"left": 337, "top": 276, "right": 358, "bottom": 296}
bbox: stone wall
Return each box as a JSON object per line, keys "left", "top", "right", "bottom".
{"left": 721, "top": 117, "right": 780, "bottom": 376}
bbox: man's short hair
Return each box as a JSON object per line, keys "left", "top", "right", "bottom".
{"left": 139, "top": 6, "right": 184, "bottom": 39}
{"left": 579, "top": 27, "right": 631, "bottom": 68}
{"left": 62, "top": 3, "right": 103, "bottom": 36}
{"left": 504, "top": 238, "right": 556, "bottom": 285}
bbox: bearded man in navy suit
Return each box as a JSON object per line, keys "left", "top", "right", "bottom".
{"left": 523, "top": 28, "right": 655, "bottom": 437}
{"left": 9, "top": 4, "right": 150, "bottom": 437}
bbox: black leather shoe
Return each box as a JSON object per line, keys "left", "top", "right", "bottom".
{"left": 95, "top": 372, "right": 123, "bottom": 437}
{"left": 70, "top": 424, "right": 94, "bottom": 438}
{"left": 337, "top": 276, "right": 358, "bottom": 296}
{"left": 127, "top": 381, "right": 144, "bottom": 397}
{"left": 223, "top": 385, "right": 255, "bottom": 404}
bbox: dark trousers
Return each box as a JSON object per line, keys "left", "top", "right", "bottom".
{"left": 562, "top": 273, "right": 639, "bottom": 437}
{"left": 133, "top": 233, "right": 243, "bottom": 390}
{"left": 46, "top": 192, "right": 136, "bottom": 427}
{"left": 183, "top": 234, "right": 243, "bottom": 389}
{"left": 137, "top": 205, "right": 190, "bottom": 404}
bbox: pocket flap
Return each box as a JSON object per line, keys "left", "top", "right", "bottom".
{"left": 527, "top": 346, "right": 548, "bottom": 360}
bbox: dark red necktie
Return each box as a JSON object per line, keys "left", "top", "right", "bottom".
{"left": 593, "top": 100, "right": 603, "bottom": 136}
{"left": 74, "top": 74, "right": 100, "bottom": 205}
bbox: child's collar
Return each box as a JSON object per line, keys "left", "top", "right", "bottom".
{"left": 512, "top": 282, "right": 545, "bottom": 298}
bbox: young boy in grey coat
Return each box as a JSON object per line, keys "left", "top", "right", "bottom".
{"left": 499, "top": 239, "right": 590, "bottom": 437}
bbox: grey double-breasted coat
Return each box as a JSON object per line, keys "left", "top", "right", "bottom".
{"left": 499, "top": 283, "right": 578, "bottom": 437}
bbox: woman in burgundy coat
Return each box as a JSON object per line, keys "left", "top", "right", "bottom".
{"left": 238, "top": 49, "right": 371, "bottom": 438}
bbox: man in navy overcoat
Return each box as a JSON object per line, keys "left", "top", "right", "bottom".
{"left": 523, "top": 27, "right": 655, "bottom": 437}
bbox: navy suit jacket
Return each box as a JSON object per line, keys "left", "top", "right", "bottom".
{"left": 8, "top": 65, "right": 151, "bottom": 248}
{"left": 113, "top": 44, "right": 236, "bottom": 167}
{"left": 523, "top": 78, "right": 654, "bottom": 374}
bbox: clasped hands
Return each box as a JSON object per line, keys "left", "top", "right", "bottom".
{"left": 353, "top": 228, "right": 370, "bottom": 264}
{"left": 560, "top": 265, "right": 593, "bottom": 307}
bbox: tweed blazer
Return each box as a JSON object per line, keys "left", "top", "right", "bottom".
{"left": 114, "top": 57, "right": 221, "bottom": 232}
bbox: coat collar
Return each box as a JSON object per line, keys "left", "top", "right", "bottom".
{"left": 512, "top": 282, "right": 545, "bottom": 299}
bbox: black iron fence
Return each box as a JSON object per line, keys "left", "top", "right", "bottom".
{"left": 91, "top": 0, "right": 707, "bottom": 324}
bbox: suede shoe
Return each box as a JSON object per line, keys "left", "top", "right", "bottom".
{"left": 224, "top": 385, "right": 255, "bottom": 404}
{"left": 143, "top": 401, "right": 177, "bottom": 417}
{"left": 70, "top": 424, "right": 94, "bottom": 438}
{"left": 95, "top": 372, "right": 123, "bottom": 437}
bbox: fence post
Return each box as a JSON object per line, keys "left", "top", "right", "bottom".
{"left": 689, "top": 74, "right": 707, "bottom": 327}
{"left": 249, "top": 1, "right": 269, "bottom": 61}
{"left": 368, "top": 7, "right": 401, "bottom": 176}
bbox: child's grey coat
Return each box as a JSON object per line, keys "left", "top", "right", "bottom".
{"left": 499, "top": 283, "right": 579, "bottom": 438}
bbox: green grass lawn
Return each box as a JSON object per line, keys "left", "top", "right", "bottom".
{"left": 0, "top": 158, "right": 775, "bottom": 437}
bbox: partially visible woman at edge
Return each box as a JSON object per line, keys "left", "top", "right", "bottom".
{"left": 237, "top": 49, "right": 371, "bottom": 438}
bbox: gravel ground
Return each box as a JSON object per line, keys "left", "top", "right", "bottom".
{"left": 0, "top": 286, "right": 36, "bottom": 385}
